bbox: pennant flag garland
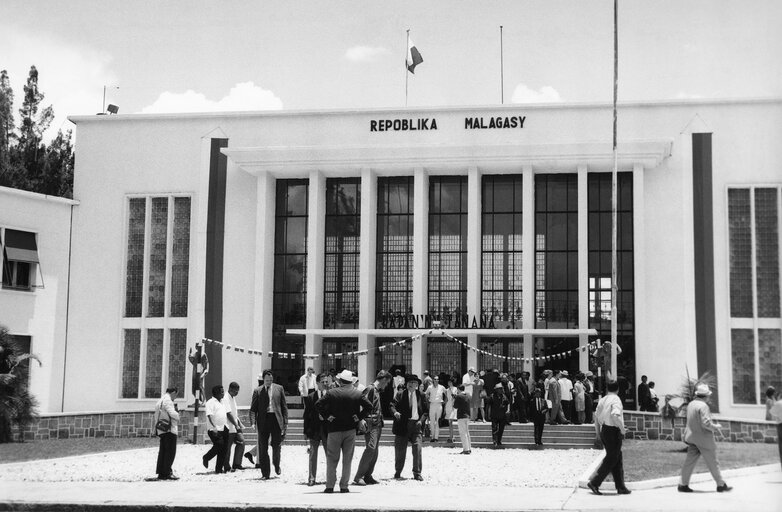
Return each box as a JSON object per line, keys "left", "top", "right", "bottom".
{"left": 406, "top": 37, "right": 423, "bottom": 74}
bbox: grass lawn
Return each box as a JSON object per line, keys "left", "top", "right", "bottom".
{"left": 621, "top": 439, "right": 780, "bottom": 481}
{"left": 0, "top": 437, "right": 165, "bottom": 463}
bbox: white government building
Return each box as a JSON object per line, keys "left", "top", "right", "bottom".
{"left": 1, "top": 98, "right": 780, "bottom": 419}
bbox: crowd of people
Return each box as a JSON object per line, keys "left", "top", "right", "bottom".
{"left": 150, "top": 365, "right": 782, "bottom": 496}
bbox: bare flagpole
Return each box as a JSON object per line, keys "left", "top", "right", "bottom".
{"left": 610, "top": 0, "right": 619, "bottom": 380}
{"left": 500, "top": 25, "right": 504, "bottom": 104}
{"left": 405, "top": 29, "right": 410, "bottom": 107}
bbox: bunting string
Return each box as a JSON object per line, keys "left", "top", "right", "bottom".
{"left": 200, "top": 333, "right": 603, "bottom": 363}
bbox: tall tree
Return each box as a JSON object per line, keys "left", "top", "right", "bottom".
{"left": 17, "top": 66, "right": 54, "bottom": 188}
{"left": 0, "top": 70, "right": 14, "bottom": 157}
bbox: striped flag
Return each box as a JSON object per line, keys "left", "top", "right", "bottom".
{"left": 406, "top": 38, "right": 423, "bottom": 74}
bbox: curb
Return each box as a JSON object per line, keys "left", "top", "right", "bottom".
{"left": 577, "top": 452, "right": 780, "bottom": 491}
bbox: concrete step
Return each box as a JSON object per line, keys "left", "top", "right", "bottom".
{"left": 213, "top": 419, "right": 597, "bottom": 449}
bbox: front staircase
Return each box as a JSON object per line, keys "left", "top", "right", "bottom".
{"left": 208, "top": 419, "right": 597, "bottom": 450}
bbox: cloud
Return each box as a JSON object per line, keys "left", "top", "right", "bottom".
{"left": 511, "top": 84, "right": 563, "bottom": 104}
{"left": 344, "top": 46, "right": 391, "bottom": 63}
{"left": 0, "top": 25, "right": 117, "bottom": 140}
{"left": 140, "top": 82, "right": 283, "bottom": 114}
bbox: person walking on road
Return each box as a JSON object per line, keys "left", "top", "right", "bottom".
{"left": 587, "top": 380, "right": 631, "bottom": 496}
{"left": 678, "top": 384, "right": 732, "bottom": 493}
{"left": 249, "top": 370, "right": 288, "bottom": 479}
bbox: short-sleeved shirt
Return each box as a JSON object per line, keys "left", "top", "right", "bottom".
{"left": 222, "top": 394, "right": 239, "bottom": 433}
{"left": 206, "top": 397, "right": 228, "bottom": 432}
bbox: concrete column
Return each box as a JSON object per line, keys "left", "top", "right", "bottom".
{"left": 254, "top": 172, "right": 276, "bottom": 377}
{"left": 522, "top": 165, "right": 535, "bottom": 375}
{"left": 632, "top": 163, "right": 646, "bottom": 392}
{"left": 578, "top": 166, "right": 589, "bottom": 372}
{"left": 466, "top": 166, "right": 481, "bottom": 370}
{"left": 359, "top": 168, "right": 378, "bottom": 383}
{"left": 412, "top": 168, "right": 428, "bottom": 376}
{"left": 306, "top": 170, "right": 326, "bottom": 368}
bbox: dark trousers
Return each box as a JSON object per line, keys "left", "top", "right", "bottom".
{"left": 354, "top": 424, "right": 383, "bottom": 480}
{"left": 584, "top": 394, "right": 594, "bottom": 424}
{"left": 204, "top": 427, "right": 229, "bottom": 473}
{"left": 517, "top": 399, "right": 528, "bottom": 423}
{"left": 532, "top": 414, "right": 546, "bottom": 444}
{"left": 777, "top": 423, "right": 782, "bottom": 470}
{"left": 156, "top": 432, "right": 177, "bottom": 477}
{"left": 226, "top": 432, "right": 245, "bottom": 470}
{"left": 259, "top": 413, "right": 282, "bottom": 478}
{"left": 491, "top": 419, "right": 505, "bottom": 445}
{"left": 561, "top": 400, "right": 572, "bottom": 421}
{"left": 394, "top": 420, "right": 422, "bottom": 476}
{"left": 590, "top": 425, "right": 626, "bottom": 490}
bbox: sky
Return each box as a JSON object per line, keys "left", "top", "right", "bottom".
{"left": 2, "top": 0, "right": 781, "bottom": 140}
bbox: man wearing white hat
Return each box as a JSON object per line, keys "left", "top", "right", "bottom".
{"left": 316, "top": 369, "right": 373, "bottom": 493}
{"left": 678, "top": 383, "right": 732, "bottom": 493}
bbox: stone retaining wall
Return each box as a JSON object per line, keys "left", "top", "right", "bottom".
{"left": 623, "top": 410, "right": 778, "bottom": 443}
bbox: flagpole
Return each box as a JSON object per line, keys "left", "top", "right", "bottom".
{"left": 610, "top": 0, "right": 619, "bottom": 380}
{"left": 500, "top": 25, "right": 504, "bottom": 104}
{"left": 405, "top": 29, "right": 410, "bottom": 107}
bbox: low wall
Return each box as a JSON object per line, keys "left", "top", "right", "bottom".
{"left": 623, "top": 410, "right": 778, "bottom": 443}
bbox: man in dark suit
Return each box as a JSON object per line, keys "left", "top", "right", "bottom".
{"left": 530, "top": 387, "right": 549, "bottom": 446}
{"left": 303, "top": 372, "right": 329, "bottom": 486}
{"left": 390, "top": 374, "right": 429, "bottom": 481}
{"left": 516, "top": 371, "right": 531, "bottom": 423}
{"left": 249, "top": 369, "right": 288, "bottom": 479}
{"left": 316, "top": 369, "right": 373, "bottom": 493}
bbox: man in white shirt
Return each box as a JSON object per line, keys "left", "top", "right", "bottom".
{"left": 222, "top": 381, "right": 245, "bottom": 471}
{"left": 559, "top": 370, "right": 574, "bottom": 422}
{"left": 298, "top": 367, "right": 317, "bottom": 404}
{"left": 202, "top": 385, "right": 230, "bottom": 474}
{"left": 425, "top": 375, "right": 446, "bottom": 442}
{"left": 587, "top": 380, "right": 631, "bottom": 496}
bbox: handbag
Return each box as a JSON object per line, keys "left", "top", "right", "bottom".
{"left": 154, "top": 404, "right": 171, "bottom": 434}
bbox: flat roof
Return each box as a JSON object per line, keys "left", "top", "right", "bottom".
{"left": 0, "top": 186, "right": 79, "bottom": 206}
{"left": 68, "top": 96, "right": 782, "bottom": 124}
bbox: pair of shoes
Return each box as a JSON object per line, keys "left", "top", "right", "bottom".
{"left": 202, "top": 456, "right": 208, "bottom": 469}
{"left": 245, "top": 453, "right": 254, "bottom": 465}
{"left": 716, "top": 483, "right": 733, "bottom": 493}
{"left": 158, "top": 474, "right": 179, "bottom": 481}
{"left": 233, "top": 466, "right": 246, "bottom": 470}
{"left": 460, "top": 450, "right": 471, "bottom": 454}
{"left": 587, "top": 481, "right": 602, "bottom": 495}
{"left": 393, "top": 472, "right": 402, "bottom": 479}
{"left": 353, "top": 478, "right": 365, "bottom": 486}
{"left": 340, "top": 488, "right": 350, "bottom": 493}
{"left": 363, "top": 476, "right": 379, "bottom": 485}
{"left": 307, "top": 480, "right": 315, "bottom": 487}
{"left": 677, "top": 485, "right": 693, "bottom": 493}
{"left": 323, "top": 488, "right": 334, "bottom": 494}
{"left": 275, "top": 465, "right": 281, "bottom": 475}
{"left": 261, "top": 475, "right": 270, "bottom": 480}
{"left": 413, "top": 474, "right": 424, "bottom": 481}
{"left": 616, "top": 488, "right": 632, "bottom": 495}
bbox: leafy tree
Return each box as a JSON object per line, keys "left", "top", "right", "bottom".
{"left": 0, "top": 66, "right": 73, "bottom": 198}
{"left": 0, "top": 326, "right": 42, "bottom": 443}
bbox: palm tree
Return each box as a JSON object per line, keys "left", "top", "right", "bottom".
{"left": 0, "top": 325, "right": 41, "bottom": 442}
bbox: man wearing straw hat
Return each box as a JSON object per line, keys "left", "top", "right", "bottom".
{"left": 316, "top": 369, "right": 373, "bottom": 493}
{"left": 677, "top": 383, "right": 732, "bottom": 493}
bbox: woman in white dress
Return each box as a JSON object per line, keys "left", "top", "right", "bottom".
{"left": 445, "top": 378, "right": 457, "bottom": 443}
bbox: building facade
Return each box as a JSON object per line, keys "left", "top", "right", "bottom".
{"left": 8, "top": 98, "right": 777, "bottom": 419}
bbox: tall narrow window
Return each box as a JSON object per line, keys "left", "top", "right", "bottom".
{"left": 324, "top": 178, "right": 360, "bottom": 329}
{"left": 376, "top": 177, "right": 414, "bottom": 327}
{"left": 481, "top": 175, "right": 523, "bottom": 327}
{"left": 587, "top": 172, "right": 635, "bottom": 401}
{"left": 535, "top": 174, "right": 578, "bottom": 329}
{"left": 272, "top": 179, "right": 308, "bottom": 394}
{"left": 728, "top": 186, "right": 782, "bottom": 405}
{"left": 428, "top": 176, "right": 467, "bottom": 321}
{"left": 120, "top": 195, "right": 191, "bottom": 399}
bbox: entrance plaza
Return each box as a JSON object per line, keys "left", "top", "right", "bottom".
{"left": 0, "top": 442, "right": 779, "bottom": 511}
